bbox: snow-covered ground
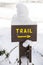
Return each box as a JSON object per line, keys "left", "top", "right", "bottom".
{"left": 0, "top": 28, "right": 43, "bottom": 65}
{"left": 32, "top": 33, "right": 43, "bottom": 65}
{"left": 0, "top": 28, "right": 19, "bottom": 65}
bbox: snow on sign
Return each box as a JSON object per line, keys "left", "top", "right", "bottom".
{"left": 11, "top": 3, "right": 37, "bottom": 65}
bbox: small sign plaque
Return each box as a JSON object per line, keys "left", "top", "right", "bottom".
{"left": 11, "top": 25, "right": 37, "bottom": 42}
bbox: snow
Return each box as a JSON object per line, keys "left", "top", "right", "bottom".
{"left": 0, "top": 3, "right": 43, "bottom": 65}
{"left": 0, "top": 28, "right": 19, "bottom": 65}
{"left": 22, "top": 40, "right": 32, "bottom": 47}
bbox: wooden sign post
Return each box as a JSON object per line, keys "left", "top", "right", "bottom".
{"left": 11, "top": 25, "right": 37, "bottom": 65}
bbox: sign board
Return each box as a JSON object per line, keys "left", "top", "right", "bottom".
{"left": 11, "top": 25, "right": 37, "bottom": 42}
